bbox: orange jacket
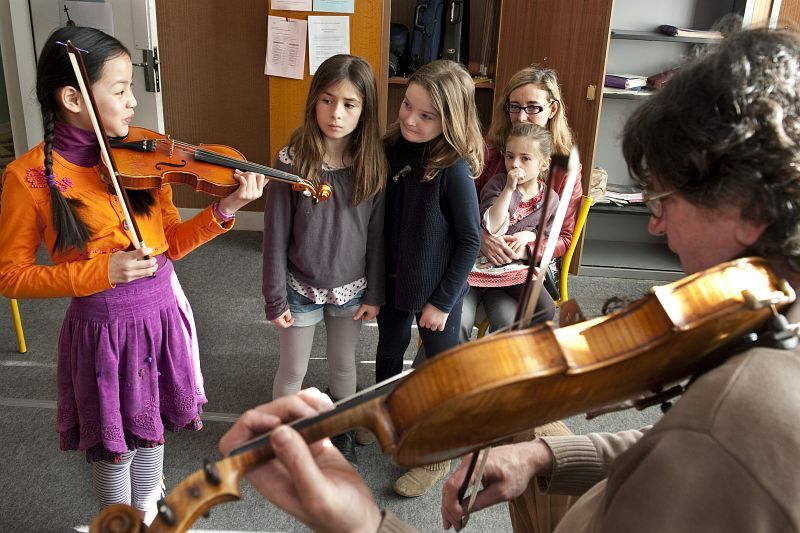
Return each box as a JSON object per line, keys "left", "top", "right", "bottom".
{"left": 0, "top": 143, "right": 232, "bottom": 298}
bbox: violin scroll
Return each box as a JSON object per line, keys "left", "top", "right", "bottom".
{"left": 301, "top": 182, "right": 332, "bottom": 204}
{"left": 90, "top": 504, "right": 140, "bottom": 533}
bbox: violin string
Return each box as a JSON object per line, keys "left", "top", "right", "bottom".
{"left": 149, "top": 139, "right": 307, "bottom": 184}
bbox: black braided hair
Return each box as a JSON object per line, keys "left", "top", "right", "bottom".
{"left": 37, "top": 26, "right": 154, "bottom": 253}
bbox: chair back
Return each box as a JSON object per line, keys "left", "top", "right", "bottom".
{"left": 558, "top": 195, "right": 593, "bottom": 304}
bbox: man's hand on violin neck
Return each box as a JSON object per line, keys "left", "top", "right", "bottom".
{"left": 218, "top": 390, "right": 382, "bottom": 533}
{"left": 218, "top": 170, "right": 268, "bottom": 213}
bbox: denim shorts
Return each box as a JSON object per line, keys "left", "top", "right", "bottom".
{"left": 286, "top": 285, "right": 365, "bottom": 327}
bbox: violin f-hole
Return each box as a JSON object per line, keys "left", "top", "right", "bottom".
{"left": 155, "top": 160, "right": 188, "bottom": 170}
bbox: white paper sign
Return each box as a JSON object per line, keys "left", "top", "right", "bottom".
{"left": 271, "top": 0, "right": 312, "bottom": 11}
{"left": 307, "top": 16, "right": 350, "bottom": 75}
{"left": 265, "top": 16, "right": 307, "bottom": 80}
{"left": 313, "top": 0, "right": 355, "bottom": 13}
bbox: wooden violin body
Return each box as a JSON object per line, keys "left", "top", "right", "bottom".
{"left": 109, "top": 126, "right": 332, "bottom": 202}
{"left": 91, "top": 257, "right": 794, "bottom": 532}
{"left": 383, "top": 257, "right": 793, "bottom": 463}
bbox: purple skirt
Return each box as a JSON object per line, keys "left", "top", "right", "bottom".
{"left": 56, "top": 255, "right": 207, "bottom": 462}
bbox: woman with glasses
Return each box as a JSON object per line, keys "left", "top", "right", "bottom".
{"left": 461, "top": 67, "right": 583, "bottom": 344}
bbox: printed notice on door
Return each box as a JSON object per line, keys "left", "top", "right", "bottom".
{"left": 307, "top": 16, "right": 350, "bottom": 75}
{"left": 265, "top": 16, "right": 307, "bottom": 79}
{"left": 271, "top": 0, "right": 312, "bottom": 10}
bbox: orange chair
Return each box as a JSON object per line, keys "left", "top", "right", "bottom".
{"left": 9, "top": 299, "right": 27, "bottom": 353}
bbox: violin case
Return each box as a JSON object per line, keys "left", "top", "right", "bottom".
{"left": 409, "top": 0, "right": 446, "bottom": 71}
{"left": 442, "top": 0, "right": 469, "bottom": 65}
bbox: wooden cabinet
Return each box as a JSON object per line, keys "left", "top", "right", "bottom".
{"left": 267, "top": 1, "right": 391, "bottom": 161}
{"left": 385, "top": 0, "right": 615, "bottom": 273}
{"left": 493, "top": 0, "right": 614, "bottom": 274}
{"left": 385, "top": 1, "right": 500, "bottom": 131}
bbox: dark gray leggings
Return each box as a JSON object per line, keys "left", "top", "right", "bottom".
{"left": 375, "top": 278, "right": 463, "bottom": 383}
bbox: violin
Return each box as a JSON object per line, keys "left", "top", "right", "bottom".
{"left": 108, "top": 126, "right": 332, "bottom": 203}
{"left": 90, "top": 257, "right": 795, "bottom": 532}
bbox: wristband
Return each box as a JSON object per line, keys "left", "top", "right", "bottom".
{"left": 213, "top": 201, "right": 235, "bottom": 223}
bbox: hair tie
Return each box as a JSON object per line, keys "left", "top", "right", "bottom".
{"left": 45, "top": 174, "right": 57, "bottom": 187}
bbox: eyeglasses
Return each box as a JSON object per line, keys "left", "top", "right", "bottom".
{"left": 643, "top": 189, "right": 676, "bottom": 218}
{"left": 504, "top": 102, "right": 548, "bottom": 115}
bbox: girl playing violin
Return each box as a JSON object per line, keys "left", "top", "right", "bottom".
{"left": 465, "top": 122, "right": 558, "bottom": 333}
{"left": 261, "top": 55, "right": 387, "bottom": 464}
{"left": 0, "top": 26, "right": 266, "bottom": 524}
{"left": 377, "top": 59, "right": 482, "bottom": 496}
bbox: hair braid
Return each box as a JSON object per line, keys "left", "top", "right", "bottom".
{"left": 41, "top": 100, "right": 91, "bottom": 252}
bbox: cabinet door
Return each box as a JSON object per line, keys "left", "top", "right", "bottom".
{"left": 495, "top": 0, "right": 614, "bottom": 271}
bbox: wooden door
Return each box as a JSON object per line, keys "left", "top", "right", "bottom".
{"left": 156, "top": 0, "right": 271, "bottom": 211}
{"left": 494, "top": 0, "right": 615, "bottom": 270}
{"left": 778, "top": 0, "right": 800, "bottom": 28}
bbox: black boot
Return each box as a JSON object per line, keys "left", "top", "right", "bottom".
{"left": 330, "top": 431, "right": 357, "bottom": 467}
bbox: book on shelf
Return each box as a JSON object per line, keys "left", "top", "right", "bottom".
{"left": 657, "top": 25, "right": 723, "bottom": 40}
{"left": 647, "top": 66, "right": 681, "bottom": 90}
{"left": 604, "top": 73, "right": 648, "bottom": 90}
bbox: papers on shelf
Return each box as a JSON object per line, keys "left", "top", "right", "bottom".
{"left": 603, "top": 87, "right": 654, "bottom": 97}
{"left": 601, "top": 184, "right": 644, "bottom": 205}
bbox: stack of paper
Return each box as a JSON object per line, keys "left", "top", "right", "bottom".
{"left": 602, "top": 184, "right": 644, "bottom": 205}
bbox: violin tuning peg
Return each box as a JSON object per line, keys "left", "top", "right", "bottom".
{"left": 157, "top": 498, "right": 177, "bottom": 526}
{"left": 203, "top": 458, "right": 221, "bottom": 486}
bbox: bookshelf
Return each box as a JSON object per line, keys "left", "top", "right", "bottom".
{"left": 584, "top": 0, "right": 758, "bottom": 281}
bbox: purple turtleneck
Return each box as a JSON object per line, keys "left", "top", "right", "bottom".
{"left": 53, "top": 121, "right": 101, "bottom": 167}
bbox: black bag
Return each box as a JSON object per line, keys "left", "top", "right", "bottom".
{"left": 409, "top": 0, "right": 446, "bottom": 72}
{"left": 389, "top": 23, "right": 410, "bottom": 77}
{"left": 442, "top": 0, "right": 469, "bottom": 65}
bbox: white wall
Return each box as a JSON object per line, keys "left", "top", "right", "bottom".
{"left": 0, "top": 0, "right": 42, "bottom": 155}
{"left": 593, "top": 0, "right": 745, "bottom": 186}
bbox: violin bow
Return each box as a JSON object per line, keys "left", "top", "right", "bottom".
{"left": 457, "top": 147, "right": 580, "bottom": 529}
{"left": 515, "top": 147, "right": 580, "bottom": 328}
{"left": 63, "top": 40, "right": 145, "bottom": 250}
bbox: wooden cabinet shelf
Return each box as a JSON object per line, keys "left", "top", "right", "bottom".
{"left": 610, "top": 29, "right": 723, "bottom": 44}
{"left": 602, "top": 88, "right": 654, "bottom": 99}
{"left": 580, "top": 239, "right": 682, "bottom": 281}
{"left": 388, "top": 76, "right": 495, "bottom": 90}
{"left": 591, "top": 203, "right": 650, "bottom": 215}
